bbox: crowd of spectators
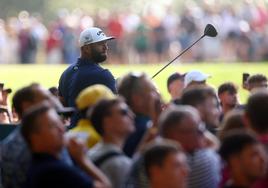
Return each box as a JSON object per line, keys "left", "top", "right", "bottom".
{"left": 0, "top": 70, "right": 267, "bottom": 188}
{"left": 1, "top": 1, "right": 268, "bottom": 188}
{"left": 0, "top": 0, "right": 268, "bottom": 64}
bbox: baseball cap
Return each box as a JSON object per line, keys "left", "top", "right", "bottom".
{"left": 184, "top": 70, "right": 210, "bottom": 87}
{"left": 76, "top": 84, "right": 116, "bottom": 110}
{"left": 79, "top": 27, "right": 115, "bottom": 47}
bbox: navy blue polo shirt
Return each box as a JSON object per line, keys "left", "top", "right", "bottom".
{"left": 59, "top": 58, "right": 116, "bottom": 107}
{"left": 24, "top": 153, "right": 93, "bottom": 188}
{"left": 58, "top": 58, "right": 116, "bottom": 127}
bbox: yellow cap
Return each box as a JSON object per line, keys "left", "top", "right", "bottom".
{"left": 76, "top": 85, "right": 115, "bottom": 110}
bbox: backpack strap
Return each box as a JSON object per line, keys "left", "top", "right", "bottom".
{"left": 93, "top": 151, "right": 123, "bottom": 167}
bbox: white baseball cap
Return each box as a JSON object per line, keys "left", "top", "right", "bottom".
{"left": 184, "top": 70, "right": 210, "bottom": 87}
{"left": 79, "top": 27, "right": 115, "bottom": 47}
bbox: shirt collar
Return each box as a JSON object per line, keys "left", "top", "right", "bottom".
{"left": 77, "top": 58, "right": 95, "bottom": 65}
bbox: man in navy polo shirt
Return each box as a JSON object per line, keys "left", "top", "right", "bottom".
{"left": 58, "top": 27, "right": 116, "bottom": 127}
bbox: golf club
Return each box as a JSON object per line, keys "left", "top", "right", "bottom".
{"left": 151, "top": 24, "right": 218, "bottom": 79}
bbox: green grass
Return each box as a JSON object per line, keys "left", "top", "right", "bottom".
{"left": 1, "top": 63, "right": 268, "bottom": 103}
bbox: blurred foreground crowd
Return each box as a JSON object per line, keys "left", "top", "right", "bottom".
{"left": 1, "top": 0, "right": 268, "bottom": 64}
{"left": 0, "top": 70, "right": 268, "bottom": 188}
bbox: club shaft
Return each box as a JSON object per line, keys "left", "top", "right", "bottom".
{"left": 151, "top": 34, "right": 205, "bottom": 79}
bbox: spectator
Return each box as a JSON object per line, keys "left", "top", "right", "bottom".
{"left": 61, "top": 27, "right": 78, "bottom": 64}
{"left": 87, "top": 98, "right": 135, "bottom": 188}
{"left": 246, "top": 74, "right": 268, "bottom": 93}
{"left": 218, "top": 109, "right": 245, "bottom": 141}
{"left": 125, "top": 105, "right": 220, "bottom": 188}
{"left": 181, "top": 86, "right": 221, "bottom": 134}
{"left": 219, "top": 130, "right": 267, "bottom": 188}
{"left": 159, "top": 105, "right": 221, "bottom": 188}
{"left": 244, "top": 90, "right": 268, "bottom": 187}
{"left": 117, "top": 72, "right": 162, "bottom": 157}
{"left": 218, "top": 82, "right": 239, "bottom": 120}
{"left": 184, "top": 70, "right": 210, "bottom": 88}
{"left": 143, "top": 140, "right": 189, "bottom": 188}
{"left": 21, "top": 102, "right": 110, "bottom": 188}
{"left": 1, "top": 83, "right": 73, "bottom": 188}
{"left": 58, "top": 27, "right": 116, "bottom": 128}
{"left": 167, "top": 72, "right": 185, "bottom": 101}
{"left": 18, "top": 27, "right": 37, "bottom": 64}
{"left": 0, "top": 83, "right": 12, "bottom": 123}
{"left": 68, "top": 85, "right": 115, "bottom": 149}
{"left": 0, "top": 106, "right": 10, "bottom": 124}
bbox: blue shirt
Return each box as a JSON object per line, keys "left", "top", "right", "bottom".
{"left": 58, "top": 58, "right": 116, "bottom": 127}
{"left": 24, "top": 153, "right": 93, "bottom": 188}
{"left": 59, "top": 58, "right": 116, "bottom": 107}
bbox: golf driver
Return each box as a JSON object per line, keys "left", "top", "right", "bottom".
{"left": 151, "top": 24, "right": 218, "bottom": 79}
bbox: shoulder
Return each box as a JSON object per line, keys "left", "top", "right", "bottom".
{"left": 59, "top": 64, "right": 77, "bottom": 80}
{"left": 104, "top": 154, "right": 131, "bottom": 167}
{"left": 2, "top": 128, "right": 30, "bottom": 159}
{"left": 30, "top": 159, "right": 93, "bottom": 187}
{"left": 101, "top": 68, "right": 115, "bottom": 79}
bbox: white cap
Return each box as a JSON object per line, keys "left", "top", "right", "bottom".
{"left": 79, "top": 27, "right": 114, "bottom": 47}
{"left": 184, "top": 70, "right": 210, "bottom": 87}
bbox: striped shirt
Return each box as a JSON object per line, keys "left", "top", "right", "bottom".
{"left": 187, "top": 149, "right": 221, "bottom": 188}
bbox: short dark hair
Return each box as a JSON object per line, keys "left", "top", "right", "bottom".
{"left": 159, "top": 105, "right": 198, "bottom": 138}
{"left": 143, "top": 140, "right": 183, "bottom": 178}
{"left": 219, "top": 130, "right": 259, "bottom": 161}
{"left": 181, "top": 86, "right": 217, "bottom": 107}
{"left": 117, "top": 72, "right": 148, "bottom": 106}
{"left": 218, "top": 109, "right": 245, "bottom": 140}
{"left": 247, "top": 74, "right": 267, "bottom": 85}
{"left": 246, "top": 90, "right": 268, "bottom": 133}
{"left": 167, "top": 72, "right": 184, "bottom": 91}
{"left": 218, "top": 82, "right": 238, "bottom": 96}
{"left": 88, "top": 98, "right": 123, "bottom": 135}
{"left": 12, "top": 83, "right": 40, "bottom": 116}
{"left": 21, "top": 102, "right": 51, "bottom": 146}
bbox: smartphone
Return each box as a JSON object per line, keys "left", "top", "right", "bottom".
{"left": 242, "top": 73, "right": 250, "bottom": 84}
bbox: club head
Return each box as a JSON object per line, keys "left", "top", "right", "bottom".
{"left": 204, "top": 24, "right": 217, "bottom": 37}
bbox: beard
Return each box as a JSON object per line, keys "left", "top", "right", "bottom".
{"left": 90, "top": 47, "right": 107, "bottom": 63}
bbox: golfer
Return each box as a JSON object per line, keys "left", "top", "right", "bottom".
{"left": 58, "top": 27, "right": 116, "bottom": 127}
